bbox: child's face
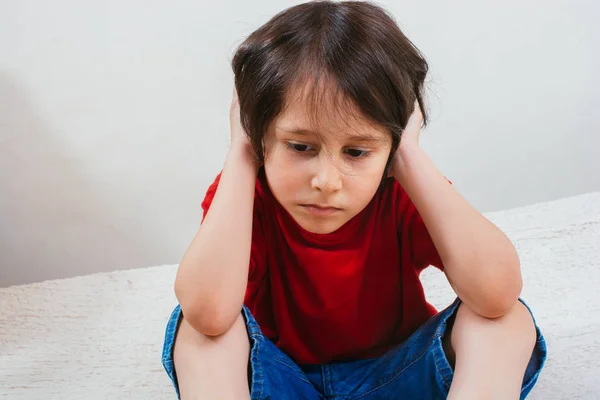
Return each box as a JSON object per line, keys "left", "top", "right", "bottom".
{"left": 263, "top": 93, "right": 392, "bottom": 234}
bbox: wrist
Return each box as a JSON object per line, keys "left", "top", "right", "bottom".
{"left": 393, "top": 140, "right": 420, "bottom": 182}
{"left": 226, "top": 142, "right": 259, "bottom": 172}
{"left": 398, "top": 136, "right": 420, "bottom": 154}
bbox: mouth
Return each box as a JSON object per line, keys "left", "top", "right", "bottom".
{"left": 300, "top": 204, "right": 342, "bottom": 217}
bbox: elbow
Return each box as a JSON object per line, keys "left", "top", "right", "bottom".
{"left": 475, "top": 275, "right": 523, "bottom": 319}
{"left": 481, "top": 249, "right": 523, "bottom": 318}
{"left": 174, "top": 280, "right": 239, "bottom": 337}
{"left": 182, "top": 306, "right": 236, "bottom": 337}
{"left": 454, "top": 260, "right": 523, "bottom": 319}
{"left": 475, "top": 297, "right": 519, "bottom": 319}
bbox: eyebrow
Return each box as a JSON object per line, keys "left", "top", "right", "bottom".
{"left": 277, "top": 127, "right": 386, "bottom": 143}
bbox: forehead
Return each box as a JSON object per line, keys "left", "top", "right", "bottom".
{"left": 272, "top": 80, "right": 390, "bottom": 143}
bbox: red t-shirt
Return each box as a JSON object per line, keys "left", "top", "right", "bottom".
{"left": 200, "top": 168, "right": 444, "bottom": 365}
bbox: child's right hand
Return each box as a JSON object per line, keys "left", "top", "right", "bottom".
{"left": 229, "top": 86, "right": 260, "bottom": 170}
{"left": 229, "top": 86, "right": 251, "bottom": 149}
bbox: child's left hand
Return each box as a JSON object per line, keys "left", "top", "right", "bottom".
{"left": 399, "top": 100, "right": 423, "bottom": 147}
{"left": 389, "top": 100, "right": 423, "bottom": 178}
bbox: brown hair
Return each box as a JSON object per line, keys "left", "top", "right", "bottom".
{"left": 231, "top": 0, "right": 429, "bottom": 177}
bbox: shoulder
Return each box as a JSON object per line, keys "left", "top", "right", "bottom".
{"left": 200, "top": 172, "right": 222, "bottom": 213}
{"left": 376, "top": 177, "right": 412, "bottom": 214}
{"left": 201, "top": 167, "right": 271, "bottom": 217}
{"left": 378, "top": 176, "right": 451, "bottom": 215}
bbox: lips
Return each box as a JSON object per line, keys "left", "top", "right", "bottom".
{"left": 301, "top": 204, "right": 341, "bottom": 217}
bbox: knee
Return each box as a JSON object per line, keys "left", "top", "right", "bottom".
{"left": 507, "top": 301, "right": 538, "bottom": 350}
{"left": 451, "top": 300, "right": 537, "bottom": 353}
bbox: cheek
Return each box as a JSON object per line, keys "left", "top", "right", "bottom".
{"left": 344, "top": 156, "right": 388, "bottom": 199}
{"left": 264, "top": 150, "right": 304, "bottom": 196}
{"left": 344, "top": 172, "right": 381, "bottom": 200}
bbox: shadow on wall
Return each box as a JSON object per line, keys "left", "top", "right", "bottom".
{"left": 0, "top": 72, "right": 166, "bottom": 287}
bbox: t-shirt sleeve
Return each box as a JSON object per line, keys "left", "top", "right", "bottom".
{"left": 406, "top": 203, "right": 444, "bottom": 272}
{"left": 200, "top": 172, "right": 222, "bottom": 222}
{"left": 199, "top": 171, "right": 267, "bottom": 288}
{"left": 396, "top": 181, "right": 445, "bottom": 272}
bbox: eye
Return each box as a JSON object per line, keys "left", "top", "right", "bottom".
{"left": 344, "top": 148, "right": 369, "bottom": 159}
{"left": 286, "top": 142, "right": 313, "bottom": 153}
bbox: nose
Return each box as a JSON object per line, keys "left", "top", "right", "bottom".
{"left": 311, "top": 153, "right": 343, "bottom": 193}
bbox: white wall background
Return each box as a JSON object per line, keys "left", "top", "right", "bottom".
{"left": 1, "top": 0, "right": 599, "bottom": 287}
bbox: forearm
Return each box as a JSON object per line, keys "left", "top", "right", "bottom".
{"left": 393, "top": 142, "right": 522, "bottom": 318}
{"left": 175, "top": 144, "right": 257, "bottom": 335}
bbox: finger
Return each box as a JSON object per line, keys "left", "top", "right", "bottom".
{"left": 410, "top": 100, "right": 422, "bottom": 120}
{"left": 406, "top": 102, "right": 423, "bottom": 127}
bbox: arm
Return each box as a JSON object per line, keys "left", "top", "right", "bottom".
{"left": 392, "top": 103, "right": 522, "bottom": 319}
{"left": 174, "top": 88, "right": 257, "bottom": 336}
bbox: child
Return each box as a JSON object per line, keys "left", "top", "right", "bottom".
{"left": 162, "top": 1, "right": 547, "bottom": 398}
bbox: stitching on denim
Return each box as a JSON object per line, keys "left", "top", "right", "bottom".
{"left": 376, "top": 325, "right": 442, "bottom": 390}
{"left": 520, "top": 336, "right": 548, "bottom": 397}
{"left": 322, "top": 365, "right": 329, "bottom": 397}
{"left": 324, "top": 365, "right": 336, "bottom": 398}
{"left": 161, "top": 308, "right": 179, "bottom": 361}
{"left": 254, "top": 338, "right": 263, "bottom": 400}
{"left": 350, "top": 340, "right": 432, "bottom": 400}
{"left": 350, "top": 301, "right": 460, "bottom": 400}
{"left": 432, "top": 332, "right": 453, "bottom": 389}
{"left": 329, "top": 365, "right": 335, "bottom": 397}
{"left": 258, "top": 342, "right": 263, "bottom": 399}
{"left": 273, "top": 358, "right": 313, "bottom": 385}
{"left": 161, "top": 305, "right": 183, "bottom": 396}
{"left": 321, "top": 366, "right": 327, "bottom": 399}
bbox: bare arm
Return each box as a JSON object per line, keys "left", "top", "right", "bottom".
{"left": 391, "top": 103, "right": 522, "bottom": 319}
{"left": 174, "top": 88, "right": 258, "bottom": 336}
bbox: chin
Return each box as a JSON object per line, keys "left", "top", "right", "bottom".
{"left": 297, "top": 217, "right": 345, "bottom": 234}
